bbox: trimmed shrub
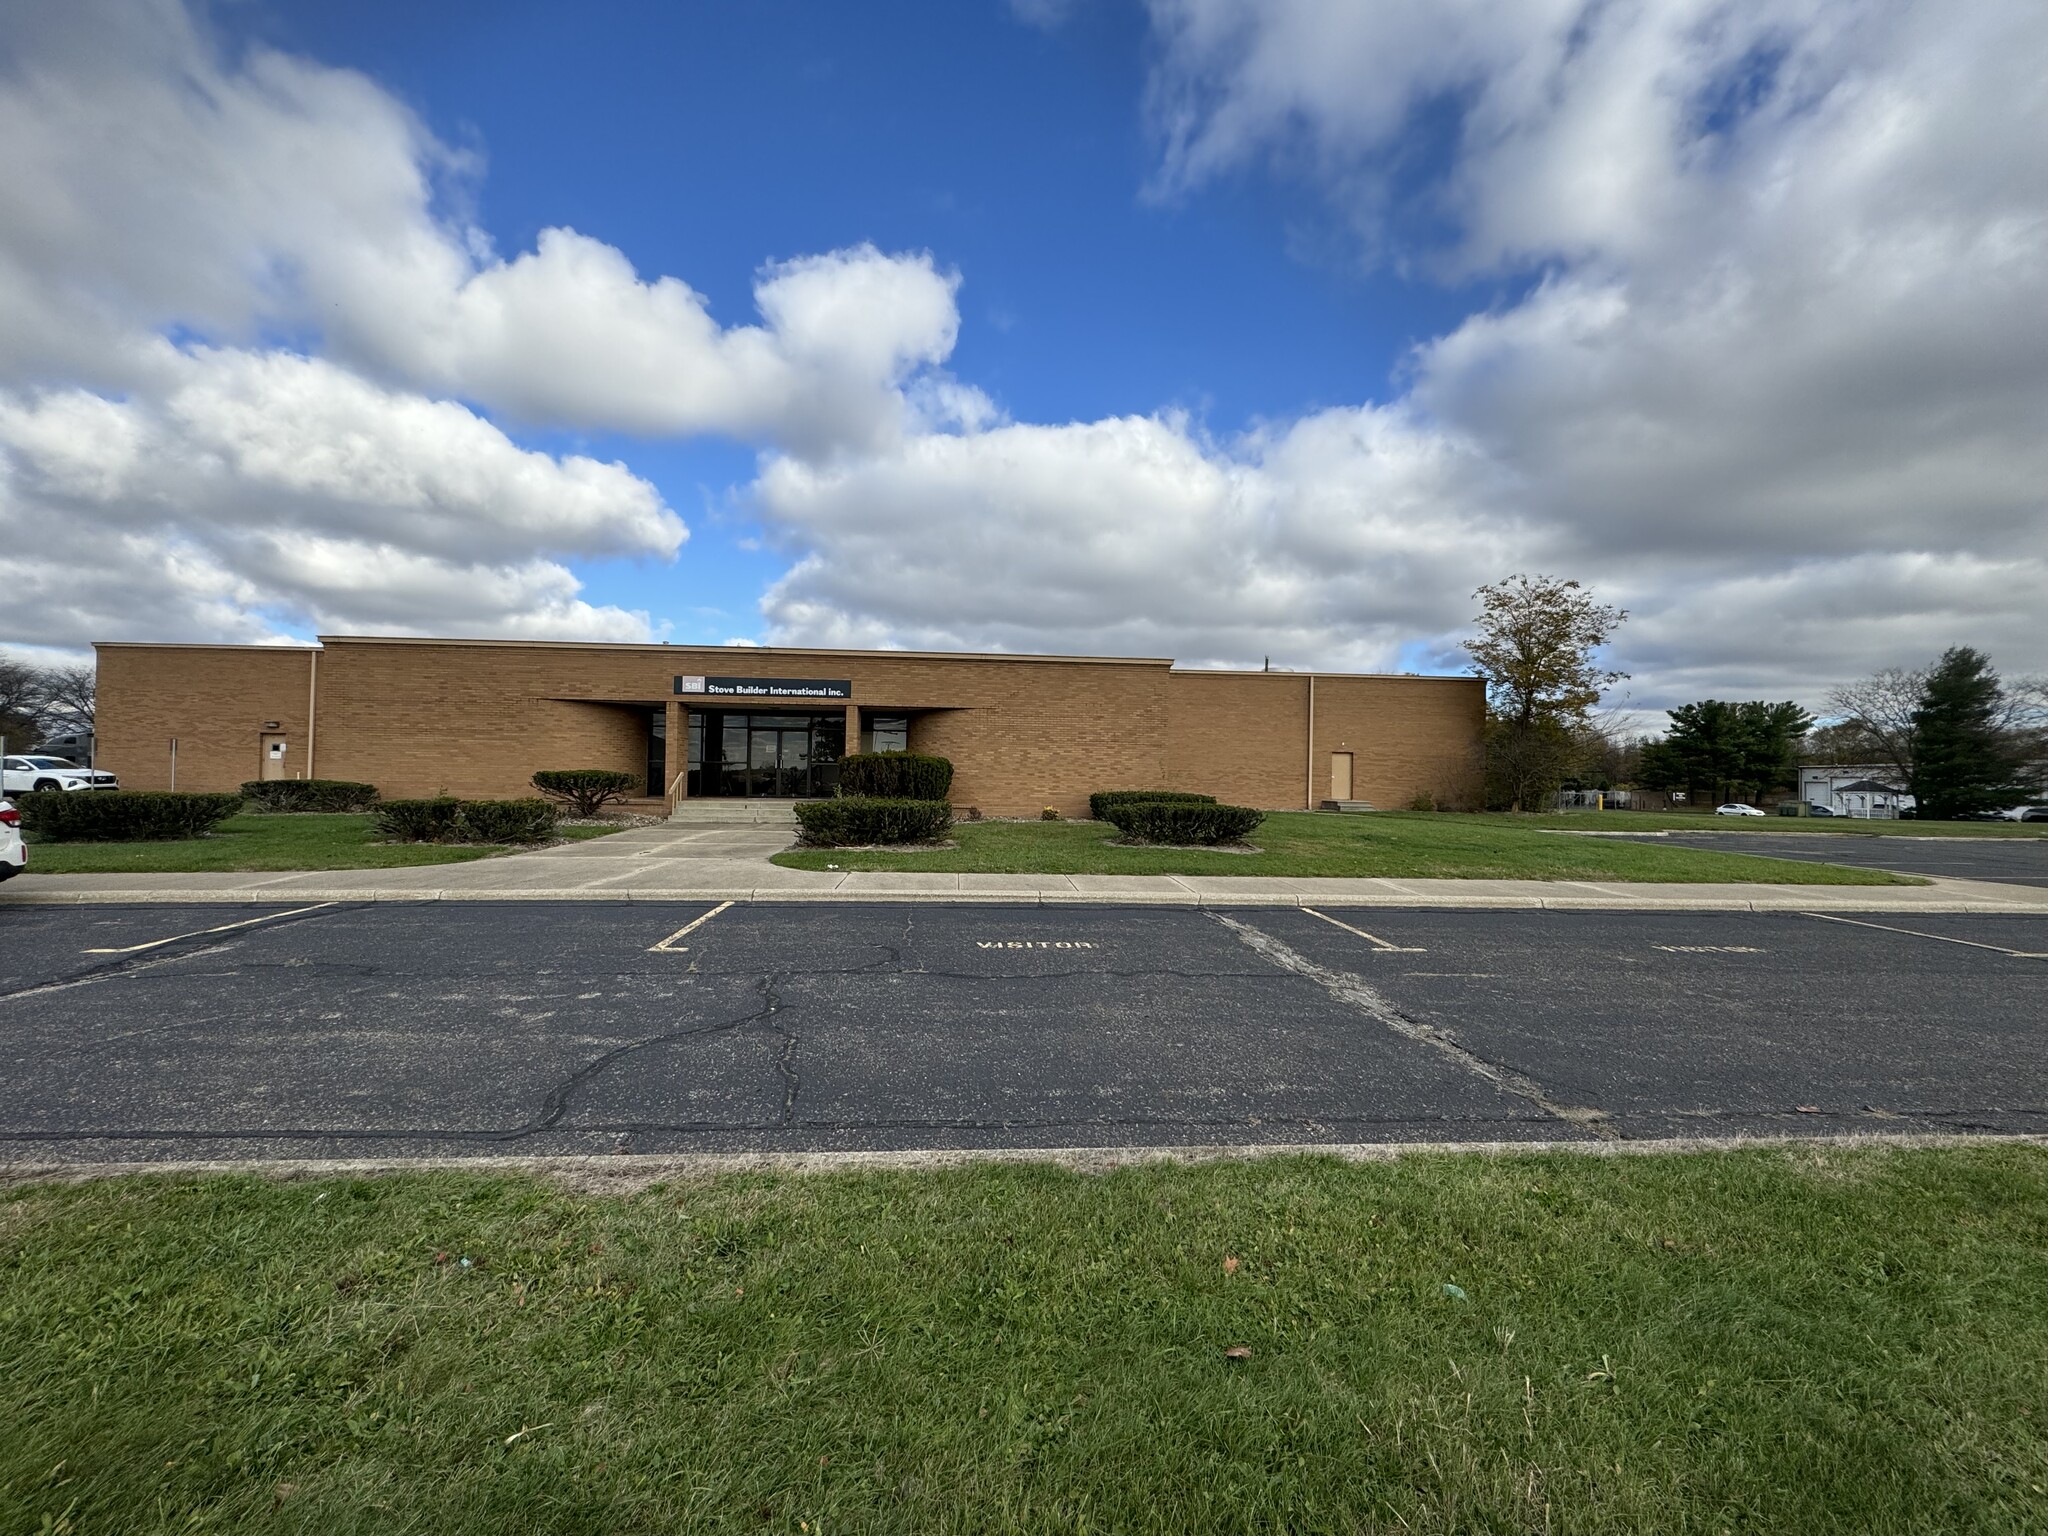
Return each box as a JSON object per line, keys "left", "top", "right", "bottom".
{"left": 376, "top": 797, "right": 559, "bottom": 844}
{"left": 239, "top": 778, "right": 379, "bottom": 813}
{"left": 795, "top": 796, "right": 952, "bottom": 847}
{"left": 17, "top": 790, "right": 242, "bottom": 842}
{"left": 531, "top": 768, "right": 640, "bottom": 817}
{"left": 1087, "top": 788, "right": 1217, "bottom": 821}
{"left": 838, "top": 752, "right": 954, "bottom": 801}
{"left": 456, "top": 798, "right": 558, "bottom": 844}
{"left": 1100, "top": 799, "right": 1264, "bottom": 846}
{"left": 375, "top": 797, "right": 462, "bottom": 842}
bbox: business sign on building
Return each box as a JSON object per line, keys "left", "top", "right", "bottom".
{"left": 674, "top": 675, "right": 852, "bottom": 700}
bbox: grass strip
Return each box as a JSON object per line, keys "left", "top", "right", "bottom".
{"left": 775, "top": 810, "right": 1915, "bottom": 882}
{"left": 4, "top": 1146, "right": 2044, "bottom": 1532}
{"left": 19, "top": 812, "right": 623, "bottom": 874}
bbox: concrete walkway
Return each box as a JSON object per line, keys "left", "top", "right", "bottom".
{"left": 6, "top": 822, "right": 2048, "bottom": 911}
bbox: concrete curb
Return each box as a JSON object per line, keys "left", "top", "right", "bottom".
{"left": 5, "top": 1131, "right": 2042, "bottom": 1188}
{"left": 3, "top": 884, "right": 2046, "bottom": 912}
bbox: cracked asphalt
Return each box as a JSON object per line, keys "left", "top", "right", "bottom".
{"left": 2, "top": 900, "right": 2043, "bottom": 1162}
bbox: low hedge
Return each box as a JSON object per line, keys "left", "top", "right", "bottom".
{"left": 457, "top": 798, "right": 559, "bottom": 843}
{"left": 239, "top": 778, "right": 380, "bottom": 813}
{"left": 1088, "top": 788, "right": 1217, "bottom": 821}
{"left": 1099, "top": 799, "right": 1264, "bottom": 846}
{"left": 376, "top": 797, "right": 558, "bottom": 844}
{"left": 17, "top": 790, "right": 243, "bottom": 842}
{"left": 794, "top": 796, "right": 952, "bottom": 847}
{"left": 531, "top": 769, "right": 640, "bottom": 817}
{"left": 838, "top": 752, "right": 954, "bottom": 801}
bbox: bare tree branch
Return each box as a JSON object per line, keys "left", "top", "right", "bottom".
{"left": 1821, "top": 666, "right": 1925, "bottom": 785}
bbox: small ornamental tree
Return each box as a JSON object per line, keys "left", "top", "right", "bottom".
{"left": 1464, "top": 576, "right": 1627, "bottom": 810}
{"left": 531, "top": 768, "right": 639, "bottom": 817}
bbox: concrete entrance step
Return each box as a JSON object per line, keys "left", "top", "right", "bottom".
{"left": 669, "top": 798, "right": 805, "bottom": 826}
{"left": 1318, "top": 799, "right": 1378, "bottom": 813}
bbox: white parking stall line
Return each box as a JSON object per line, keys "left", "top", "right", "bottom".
{"left": 1802, "top": 912, "right": 2048, "bottom": 958}
{"left": 1301, "top": 907, "right": 1427, "bottom": 953}
{"left": 82, "top": 903, "right": 338, "bottom": 954}
{"left": 648, "top": 900, "right": 735, "bottom": 952}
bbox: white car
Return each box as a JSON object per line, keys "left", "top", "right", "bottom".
{"left": 1998, "top": 803, "right": 2048, "bottom": 823}
{"left": 0, "top": 754, "right": 118, "bottom": 794}
{"left": 0, "top": 798, "right": 24, "bottom": 880}
{"left": 1714, "top": 802, "right": 1766, "bottom": 817}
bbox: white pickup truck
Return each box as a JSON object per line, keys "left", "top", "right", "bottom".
{"left": 0, "top": 754, "right": 119, "bottom": 794}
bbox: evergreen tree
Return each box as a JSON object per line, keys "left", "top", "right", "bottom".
{"left": 1908, "top": 648, "right": 2038, "bottom": 820}
{"left": 1639, "top": 700, "right": 1812, "bottom": 804}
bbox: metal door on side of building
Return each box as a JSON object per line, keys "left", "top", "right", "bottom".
{"left": 260, "top": 734, "right": 288, "bottom": 781}
{"left": 1330, "top": 751, "right": 1353, "bottom": 801}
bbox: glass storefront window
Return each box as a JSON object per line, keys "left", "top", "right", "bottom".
{"left": 647, "top": 707, "right": 667, "bottom": 796}
{"left": 685, "top": 710, "right": 846, "bottom": 799}
{"left": 862, "top": 715, "right": 908, "bottom": 753}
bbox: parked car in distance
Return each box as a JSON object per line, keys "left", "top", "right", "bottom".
{"left": 1714, "top": 802, "right": 1766, "bottom": 817}
{"left": 0, "top": 755, "right": 118, "bottom": 794}
{"left": 1997, "top": 803, "right": 2048, "bottom": 823}
{"left": 0, "top": 798, "right": 25, "bottom": 880}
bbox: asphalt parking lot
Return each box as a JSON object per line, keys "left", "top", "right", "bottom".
{"left": 1637, "top": 830, "right": 2048, "bottom": 886}
{"left": 3, "top": 900, "right": 2043, "bottom": 1162}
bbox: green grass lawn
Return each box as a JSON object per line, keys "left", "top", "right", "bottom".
{"left": 774, "top": 810, "right": 1913, "bottom": 883}
{"left": 21, "top": 813, "right": 623, "bottom": 874}
{"left": 4, "top": 1147, "right": 2044, "bottom": 1532}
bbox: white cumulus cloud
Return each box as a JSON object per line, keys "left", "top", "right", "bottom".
{"left": 0, "top": 347, "right": 681, "bottom": 646}
{"left": 0, "top": 0, "right": 972, "bottom": 656}
{"left": 735, "top": 0, "right": 2048, "bottom": 711}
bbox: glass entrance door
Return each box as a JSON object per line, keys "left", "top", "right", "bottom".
{"left": 691, "top": 712, "right": 843, "bottom": 797}
{"left": 772, "top": 724, "right": 811, "bottom": 797}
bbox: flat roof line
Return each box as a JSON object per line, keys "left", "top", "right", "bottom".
{"left": 95, "top": 641, "right": 321, "bottom": 652}
{"left": 92, "top": 635, "right": 1479, "bottom": 683}
{"left": 311, "top": 635, "right": 1178, "bottom": 667}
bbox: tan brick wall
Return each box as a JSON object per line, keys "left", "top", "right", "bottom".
{"left": 1165, "top": 671, "right": 1313, "bottom": 808}
{"left": 1163, "top": 671, "right": 1485, "bottom": 810}
{"left": 1305, "top": 674, "right": 1487, "bottom": 811}
{"left": 93, "top": 638, "right": 1483, "bottom": 815}
{"left": 95, "top": 644, "right": 318, "bottom": 792}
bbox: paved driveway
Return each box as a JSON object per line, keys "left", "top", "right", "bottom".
{"left": 1637, "top": 831, "right": 2048, "bottom": 887}
{"left": 4, "top": 901, "right": 2042, "bottom": 1163}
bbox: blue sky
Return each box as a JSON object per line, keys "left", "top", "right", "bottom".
{"left": 235, "top": 0, "right": 1496, "bottom": 647}
{"left": 3, "top": 0, "right": 2045, "bottom": 708}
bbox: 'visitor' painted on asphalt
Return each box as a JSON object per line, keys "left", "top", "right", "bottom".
{"left": 976, "top": 941, "right": 1098, "bottom": 949}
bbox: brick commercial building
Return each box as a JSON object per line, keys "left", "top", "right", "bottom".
{"left": 95, "top": 637, "right": 1485, "bottom": 816}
